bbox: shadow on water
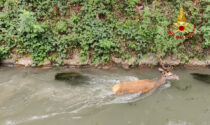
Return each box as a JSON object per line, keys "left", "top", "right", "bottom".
{"left": 55, "top": 72, "right": 90, "bottom": 85}
{"left": 191, "top": 73, "right": 210, "bottom": 84}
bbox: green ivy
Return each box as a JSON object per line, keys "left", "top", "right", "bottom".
{"left": 0, "top": 0, "right": 209, "bottom": 65}
{"left": 200, "top": 0, "right": 210, "bottom": 48}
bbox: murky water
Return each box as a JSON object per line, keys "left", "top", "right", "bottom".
{"left": 0, "top": 67, "right": 209, "bottom": 125}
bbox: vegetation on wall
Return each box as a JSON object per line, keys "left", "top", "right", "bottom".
{"left": 0, "top": 0, "right": 209, "bottom": 66}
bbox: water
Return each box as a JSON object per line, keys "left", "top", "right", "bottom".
{"left": 0, "top": 67, "right": 209, "bottom": 125}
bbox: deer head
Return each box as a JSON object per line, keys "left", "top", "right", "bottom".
{"left": 158, "top": 58, "right": 179, "bottom": 80}
{"left": 158, "top": 68, "right": 179, "bottom": 80}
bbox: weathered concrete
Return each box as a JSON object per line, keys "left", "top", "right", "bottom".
{"left": 1, "top": 54, "right": 210, "bottom": 69}
{"left": 162, "top": 55, "right": 183, "bottom": 65}
{"left": 138, "top": 54, "right": 158, "bottom": 66}
{"left": 63, "top": 52, "right": 89, "bottom": 66}
{"left": 112, "top": 56, "right": 137, "bottom": 69}
{"left": 188, "top": 58, "right": 208, "bottom": 67}
{"left": 15, "top": 57, "right": 32, "bottom": 66}
{"left": 42, "top": 60, "right": 51, "bottom": 66}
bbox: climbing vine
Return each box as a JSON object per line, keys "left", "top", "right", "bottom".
{"left": 0, "top": 0, "right": 209, "bottom": 65}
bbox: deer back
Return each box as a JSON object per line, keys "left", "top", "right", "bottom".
{"left": 112, "top": 79, "right": 156, "bottom": 94}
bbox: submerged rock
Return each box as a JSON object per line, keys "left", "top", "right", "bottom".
{"left": 55, "top": 72, "right": 89, "bottom": 85}
{"left": 191, "top": 73, "right": 210, "bottom": 84}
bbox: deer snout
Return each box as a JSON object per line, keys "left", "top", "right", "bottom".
{"left": 168, "top": 74, "right": 179, "bottom": 80}
{"left": 174, "top": 75, "right": 179, "bottom": 80}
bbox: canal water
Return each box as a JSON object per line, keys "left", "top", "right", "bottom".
{"left": 0, "top": 67, "right": 209, "bottom": 125}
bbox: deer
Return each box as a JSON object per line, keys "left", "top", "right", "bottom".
{"left": 112, "top": 60, "right": 179, "bottom": 95}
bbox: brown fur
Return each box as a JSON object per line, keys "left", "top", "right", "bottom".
{"left": 112, "top": 68, "right": 179, "bottom": 95}
{"left": 112, "top": 80, "right": 156, "bottom": 95}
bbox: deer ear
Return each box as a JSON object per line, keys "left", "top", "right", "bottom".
{"left": 158, "top": 68, "right": 164, "bottom": 72}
